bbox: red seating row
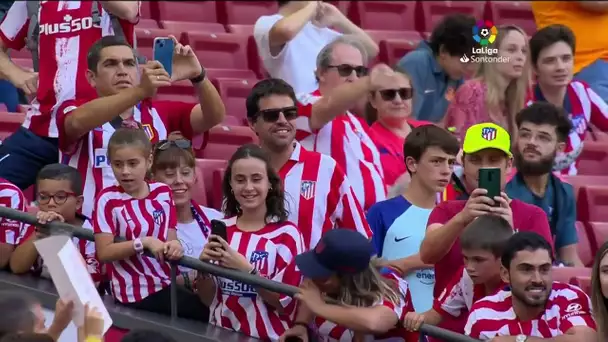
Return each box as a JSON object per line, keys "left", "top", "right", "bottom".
{"left": 139, "top": 1, "right": 536, "bottom": 35}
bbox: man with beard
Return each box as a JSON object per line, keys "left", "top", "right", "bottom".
{"left": 506, "top": 103, "right": 582, "bottom": 267}
{"left": 465, "top": 232, "right": 597, "bottom": 341}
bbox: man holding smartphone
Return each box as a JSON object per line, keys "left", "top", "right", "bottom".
{"left": 418, "top": 123, "right": 554, "bottom": 336}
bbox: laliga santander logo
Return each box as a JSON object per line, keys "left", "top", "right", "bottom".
{"left": 473, "top": 20, "right": 497, "bottom": 46}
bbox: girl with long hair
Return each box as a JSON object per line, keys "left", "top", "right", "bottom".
{"left": 150, "top": 137, "right": 223, "bottom": 289}
{"left": 93, "top": 127, "right": 208, "bottom": 321}
{"left": 281, "top": 229, "right": 419, "bottom": 342}
{"left": 196, "top": 144, "right": 305, "bottom": 340}
{"left": 366, "top": 68, "right": 431, "bottom": 187}
{"left": 444, "top": 25, "right": 531, "bottom": 141}
{"left": 591, "top": 241, "right": 608, "bottom": 340}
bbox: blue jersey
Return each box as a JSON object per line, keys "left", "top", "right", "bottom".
{"left": 366, "top": 196, "right": 434, "bottom": 311}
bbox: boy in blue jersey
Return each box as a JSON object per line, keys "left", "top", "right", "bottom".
{"left": 367, "top": 125, "right": 459, "bottom": 312}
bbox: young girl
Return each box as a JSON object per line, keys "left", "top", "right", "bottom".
{"left": 150, "top": 137, "right": 223, "bottom": 288}
{"left": 444, "top": 25, "right": 531, "bottom": 140}
{"left": 591, "top": 241, "right": 608, "bottom": 341}
{"left": 196, "top": 144, "right": 305, "bottom": 340}
{"left": 93, "top": 127, "right": 208, "bottom": 321}
{"left": 283, "top": 229, "right": 419, "bottom": 342}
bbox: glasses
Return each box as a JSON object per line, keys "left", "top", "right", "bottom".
{"left": 255, "top": 106, "right": 298, "bottom": 122}
{"left": 378, "top": 88, "right": 413, "bottom": 101}
{"left": 37, "top": 191, "right": 77, "bottom": 205}
{"left": 155, "top": 139, "right": 192, "bottom": 152}
{"left": 327, "top": 64, "right": 369, "bottom": 77}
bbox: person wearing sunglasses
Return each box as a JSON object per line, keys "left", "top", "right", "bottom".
{"left": 295, "top": 36, "right": 398, "bottom": 210}
{"left": 366, "top": 69, "right": 433, "bottom": 188}
{"left": 55, "top": 35, "right": 226, "bottom": 219}
{"left": 246, "top": 78, "right": 371, "bottom": 252}
{"left": 150, "top": 137, "right": 223, "bottom": 290}
{"left": 9, "top": 164, "right": 103, "bottom": 290}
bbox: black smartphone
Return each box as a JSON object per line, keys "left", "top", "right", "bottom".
{"left": 478, "top": 168, "right": 501, "bottom": 206}
{"left": 210, "top": 219, "right": 228, "bottom": 242}
{"left": 284, "top": 337, "right": 304, "bottom": 342}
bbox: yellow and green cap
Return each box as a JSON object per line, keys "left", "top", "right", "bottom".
{"left": 462, "top": 122, "right": 512, "bottom": 157}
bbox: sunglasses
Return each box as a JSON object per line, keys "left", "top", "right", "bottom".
{"left": 155, "top": 139, "right": 192, "bottom": 152}
{"left": 378, "top": 88, "right": 413, "bottom": 101}
{"left": 327, "top": 64, "right": 369, "bottom": 77}
{"left": 256, "top": 106, "right": 298, "bottom": 122}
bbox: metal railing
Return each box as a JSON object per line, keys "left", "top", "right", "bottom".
{"left": 0, "top": 206, "right": 479, "bottom": 342}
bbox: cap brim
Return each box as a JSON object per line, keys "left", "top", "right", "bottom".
{"left": 295, "top": 251, "right": 334, "bottom": 279}
{"left": 463, "top": 146, "right": 512, "bottom": 157}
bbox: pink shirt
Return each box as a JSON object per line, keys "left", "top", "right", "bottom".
{"left": 368, "top": 120, "right": 432, "bottom": 186}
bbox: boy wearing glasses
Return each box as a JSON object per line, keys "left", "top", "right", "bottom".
{"left": 9, "top": 164, "right": 102, "bottom": 288}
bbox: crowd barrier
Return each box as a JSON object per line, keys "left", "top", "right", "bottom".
{"left": 0, "top": 206, "right": 480, "bottom": 342}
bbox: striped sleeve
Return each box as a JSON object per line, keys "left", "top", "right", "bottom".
{"left": 558, "top": 285, "right": 596, "bottom": 333}
{"left": 0, "top": 181, "right": 26, "bottom": 244}
{"left": 93, "top": 189, "right": 117, "bottom": 235}
{"left": 272, "top": 223, "right": 305, "bottom": 310}
{"left": 434, "top": 267, "right": 468, "bottom": 318}
{"left": 0, "top": 1, "right": 28, "bottom": 51}
{"left": 332, "top": 161, "right": 372, "bottom": 239}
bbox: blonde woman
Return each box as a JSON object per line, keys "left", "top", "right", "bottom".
{"left": 280, "top": 229, "right": 419, "bottom": 342}
{"left": 444, "top": 25, "right": 531, "bottom": 141}
{"left": 591, "top": 241, "right": 608, "bottom": 340}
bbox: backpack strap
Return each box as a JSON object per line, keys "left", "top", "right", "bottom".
{"left": 25, "top": 1, "right": 41, "bottom": 72}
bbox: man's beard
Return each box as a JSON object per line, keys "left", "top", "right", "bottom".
{"left": 514, "top": 148, "right": 556, "bottom": 176}
{"left": 511, "top": 285, "right": 549, "bottom": 308}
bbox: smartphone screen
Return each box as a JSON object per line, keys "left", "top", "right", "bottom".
{"left": 210, "top": 219, "right": 228, "bottom": 242}
{"left": 153, "top": 37, "right": 174, "bottom": 77}
{"left": 478, "top": 168, "right": 501, "bottom": 206}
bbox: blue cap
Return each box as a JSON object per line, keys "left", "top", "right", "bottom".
{"left": 295, "top": 229, "right": 374, "bottom": 278}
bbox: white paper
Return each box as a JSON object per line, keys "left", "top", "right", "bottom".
{"left": 35, "top": 236, "right": 113, "bottom": 334}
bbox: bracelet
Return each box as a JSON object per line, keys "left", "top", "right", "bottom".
{"left": 190, "top": 68, "right": 206, "bottom": 84}
{"left": 85, "top": 336, "right": 102, "bottom": 342}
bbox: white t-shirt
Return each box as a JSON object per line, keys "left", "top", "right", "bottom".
{"left": 176, "top": 205, "right": 223, "bottom": 273}
{"left": 254, "top": 14, "right": 342, "bottom": 94}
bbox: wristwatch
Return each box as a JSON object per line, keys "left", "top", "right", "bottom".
{"left": 133, "top": 238, "right": 144, "bottom": 254}
{"left": 515, "top": 335, "right": 528, "bottom": 342}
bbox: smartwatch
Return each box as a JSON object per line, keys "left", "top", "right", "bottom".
{"left": 133, "top": 238, "right": 144, "bottom": 254}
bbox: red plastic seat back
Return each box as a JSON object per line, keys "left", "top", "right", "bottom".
{"left": 157, "top": 1, "right": 218, "bottom": 23}
{"left": 577, "top": 142, "right": 608, "bottom": 176}
{"left": 485, "top": 1, "right": 537, "bottom": 36}
{"left": 349, "top": 1, "right": 417, "bottom": 31}
{"left": 575, "top": 221, "right": 594, "bottom": 266}
{"left": 212, "top": 78, "right": 257, "bottom": 124}
{"left": 195, "top": 159, "right": 228, "bottom": 210}
{"left": 579, "top": 186, "right": 608, "bottom": 223}
{"left": 186, "top": 33, "right": 250, "bottom": 71}
{"left": 217, "top": 1, "right": 278, "bottom": 25}
{"left": 569, "top": 276, "right": 591, "bottom": 295}
{"left": 551, "top": 267, "right": 591, "bottom": 284}
{"left": 418, "top": 1, "right": 485, "bottom": 33}
{"left": 588, "top": 222, "right": 608, "bottom": 252}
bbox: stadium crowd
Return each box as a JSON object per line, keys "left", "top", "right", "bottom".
{"left": 0, "top": 1, "right": 607, "bottom": 341}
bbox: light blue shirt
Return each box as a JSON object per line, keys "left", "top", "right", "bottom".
{"left": 366, "top": 196, "right": 434, "bottom": 312}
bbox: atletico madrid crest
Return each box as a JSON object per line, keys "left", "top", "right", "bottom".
{"left": 300, "top": 181, "right": 316, "bottom": 200}
{"left": 481, "top": 127, "right": 497, "bottom": 141}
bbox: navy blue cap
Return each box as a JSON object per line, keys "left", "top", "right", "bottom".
{"left": 295, "top": 229, "right": 374, "bottom": 278}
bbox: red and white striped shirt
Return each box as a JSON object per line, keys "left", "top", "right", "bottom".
{"left": 93, "top": 182, "right": 177, "bottom": 303}
{"left": 465, "top": 282, "right": 596, "bottom": 339}
{"left": 57, "top": 98, "right": 197, "bottom": 218}
{"left": 313, "top": 270, "right": 419, "bottom": 342}
{"left": 527, "top": 81, "right": 608, "bottom": 175}
{"left": 295, "top": 90, "right": 386, "bottom": 210}
{"left": 18, "top": 217, "right": 102, "bottom": 283}
{"left": 177, "top": 201, "right": 223, "bottom": 273}
{"left": 0, "top": 1, "right": 137, "bottom": 138}
{"left": 434, "top": 266, "right": 506, "bottom": 319}
{"left": 279, "top": 143, "right": 371, "bottom": 250}
{"left": 209, "top": 216, "right": 305, "bottom": 340}
{"left": 0, "top": 178, "right": 26, "bottom": 245}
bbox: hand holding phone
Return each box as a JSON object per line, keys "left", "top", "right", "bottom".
{"left": 210, "top": 219, "right": 228, "bottom": 245}
{"left": 153, "top": 37, "right": 175, "bottom": 77}
{"left": 478, "top": 168, "right": 501, "bottom": 206}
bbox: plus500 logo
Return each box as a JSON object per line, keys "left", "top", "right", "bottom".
{"left": 220, "top": 280, "right": 256, "bottom": 297}
{"left": 39, "top": 17, "right": 100, "bottom": 35}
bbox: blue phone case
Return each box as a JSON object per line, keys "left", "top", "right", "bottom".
{"left": 153, "top": 38, "right": 174, "bottom": 77}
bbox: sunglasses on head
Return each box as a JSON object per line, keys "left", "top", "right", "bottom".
{"left": 255, "top": 106, "right": 298, "bottom": 122}
{"left": 155, "top": 139, "right": 192, "bottom": 152}
{"left": 328, "top": 64, "right": 369, "bottom": 77}
{"left": 378, "top": 88, "right": 413, "bottom": 101}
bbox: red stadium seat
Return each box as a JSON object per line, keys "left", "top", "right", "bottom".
{"left": 217, "top": 1, "right": 278, "bottom": 25}
{"left": 587, "top": 222, "right": 608, "bottom": 252}
{"left": 195, "top": 159, "right": 228, "bottom": 210}
{"left": 226, "top": 24, "right": 255, "bottom": 35}
{"left": 348, "top": 1, "right": 417, "bottom": 32}
{"left": 212, "top": 167, "right": 227, "bottom": 210}
{"left": 325, "top": 1, "right": 351, "bottom": 14}
{"left": 418, "top": 1, "right": 486, "bottom": 33}
{"left": 212, "top": 78, "right": 258, "bottom": 124}
{"left": 551, "top": 267, "right": 591, "bottom": 284}
{"left": 377, "top": 36, "right": 423, "bottom": 66}
{"left": 157, "top": 1, "right": 218, "bottom": 23}
{"left": 137, "top": 19, "right": 159, "bottom": 29}
{"left": 156, "top": 80, "right": 197, "bottom": 104}
{"left": 139, "top": 2, "right": 158, "bottom": 20}
{"left": 207, "top": 125, "right": 258, "bottom": 145}
{"left": 578, "top": 186, "right": 608, "bottom": 223}
{"left": 569, "top": 276, "right": 591, "bottom": 295}
{"left": 191, "top": 166, "right": 208, "bottom": 207}
{"left": 485, "top": 1, "right": 537, "bottom": 36}
{"left": 135, "top": 27, "right": 184, "bottom": 61}
{"left": 0, "top": 112, "right": 25, "bottom": 141}
{"left": 222, "top": 115, "right": 241, "bottom": 126}
{"left": 366, "top": 30, "right": 421, "bottom": 43}
{"left": 576, "top": 221, "right": 594, "bottom": 267}
{"left": 186, "top": 32, "right": 251, "bottom": 72}
{"left": 207, "top": 68, "right": 258, "bottom": 81}
{"left": 160, "top": 21, "right": 226, "bottom": 34}
{"left": 563, "top": 175, "right": 608, "bottom": 202}
{"left": 577, "top": 142, "right": 608, "bottom": 176}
